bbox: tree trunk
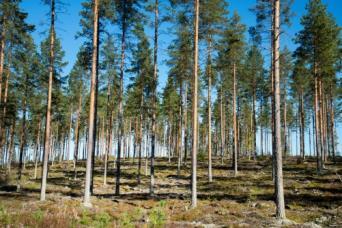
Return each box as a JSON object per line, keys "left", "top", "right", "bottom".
{"left": 314, "top": 76, "right": 322, "bottom": 172}
{"left": 207, "top": 42, "right": 212, "bottom": 182}
{"left": 0, "top": 58, "right": 11, "bottom": 159}
{"left": 252, "top": 85, "right": 257, "bottom": 160}
{"left": 183, "top": 82, "right": 188, "bottom": 164}
{"left": 273, "top": 0, "right": 285, "bottom": 219}
{"left": 83, "top": 0, "right": 99, "bottom": 207}
{"left": 74, "top": 93, "right": 82, "bottom": 179}
{"left": 116, "top": 1, "right": 127, "bottom": 196}
{"left": 191, "top": 0, "right": 199, "bottom": 208}
{"left": 328, "top": 86, "right": 335, "bottom": 162}
{"left": 299, "top": 90, "right": 305, "bottom": 161}
{"left": 150, "top": 0, "right": 158, "bottom": 195}
{"left": 7, "top": 118, "right": 15, "bottom": 174}
{"left": 233, "top": 62, "right": 238, "bottom": 177}
{"left": 177, "top": 81, "right": 183, "bottom": 177}
{"left": 318, "top": 79, "right": 324, "bottom": 167}
{"left": 17, "top": 89, "right": 27, "bottom": 188}
{"left": 260, "top": 102, "right": 263, "bottom": 156}
{"left": 104, "top": 74, "right": 112, "bottom": 186}
{"left": 220, "top": 86, "right": 225, "bottom": 164}
{"left": 40, "top": 0, "right": 55, "bottom": 201}
{"left": 283, "top": 84, "right": 288, "bottom": 157}
{"left": 34, "top": 119, "right": 41, "bottom": 179}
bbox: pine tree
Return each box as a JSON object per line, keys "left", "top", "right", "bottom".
{"left": 200, "top": 0, "right": 227, "bottom": 182}
{"left": 114, "top": 0, "right": 144, "bottom": 196}
{"left": 217, "top": 12, "right": 245, "bottom": 176}
{"left": 294, "top": 0, "right": 340, "bottom": 172}
{"left": 191, "top": 0, "right": 199, "bottom": 209}
{"left": 273, "top": 0, "right": 285, "bottom": 219}
{"left": 83, "top": 0, "right": 99, "bottom": 207}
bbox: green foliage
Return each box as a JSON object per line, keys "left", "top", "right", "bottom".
{"left": 0, "top": 204, "right": 10, "bottom": 225}
{"left": 148, "top": 201, "right": 166, "bottom": 227}
{"left": 118, "top": 212, "right": 134, "bottom": 228}
{"left": 79, "top": 209, "right": 92, "bottom": 226}
{"left": 32, "top": 209, "right": 44, "bottom": 223}
{"left": 93, "top": 211, "right": 111, "bottom": 228}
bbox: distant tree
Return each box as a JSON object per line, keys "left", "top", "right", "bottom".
{"left": 217, "top": 12, "right": 245, "bottom": 176}
{"left": 294, "top": 0, "right": 340, "bottom": 171}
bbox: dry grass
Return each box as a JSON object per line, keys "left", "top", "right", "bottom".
{"left": 0, "top": 156, "right": 341, "bottom": 227}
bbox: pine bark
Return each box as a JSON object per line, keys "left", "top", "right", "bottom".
{"left": 40, "top": 0, "right": 55, "bottom": 201}
{"left": 273, "top": 0, "right": 286, "bottom": 219}
{"left": 83, "top": 0, "right": 99, "bottom": 207}
{"left": 116, "top": 0, "right": 127, "bottom": 196}
{"left": 150, "top": 0, "right": 158, "bottom": 195}
{"left": 207, "top": 43, "right": 212, "bottom": 182}
{"left": 299, "top": 90, "right": 305, "bottom": 160}
{"left": 34, "top": 119, "right": 41, "bottom": 179}
{"left": 191, "top": 0, "right": 199, "bottom": 208}
{"left": 233, "top": 62, "right": 238, "bottom": 176}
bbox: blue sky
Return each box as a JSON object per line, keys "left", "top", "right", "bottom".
{"left": 20, "top": 0, "right": 341, "bottom": 155}
{"left": 20, "top": 0, "right": 341, "bottom": 86}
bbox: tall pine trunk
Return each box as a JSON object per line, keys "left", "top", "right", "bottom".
{"left": 74, "top": 92, "right": 82, "bottom": 179}
{"left": 40, "top": 0, "right": 55, "bottom": 201}
{"left": 150, "top": 0, "right": 158, "bottom": 195}
{"left": 7, "top": 118, "right": 15, "bottom": 174}
{"left": 18, "top": 79, "right": 27, "bottom": 188}
{"left": 116, "top": 1, "right": 127, "bottom": 196}
{"left": 233, "top": 62, "right": 238, "bottom": 177}
{"left": 191, "top": 0, "right": 199, "bottom": 208}
{"left": 314, "top": 75, "right": 322, "bottom": 172}
{"left": 328, "top": 86, "right": 335, "bottom": 162}
{"left": 207, "top": 46, "right": 212, "bottom": 182}
{"left": 252, "top": 84, "right": 257, "bottom": 160}
{"left": 83, "top": 0, "right": 99, "bottom": 207}
{"left": 104, "top": 75, "right": 112, "bottom": 185}
{"left": 273, "top": 0, "right": 286, "bottom": 219}
{"left": 220, "top": 86, "right": 225, "bottom": 164}
{"left": 299, "top": 89, "right": 305, "bottom": 160}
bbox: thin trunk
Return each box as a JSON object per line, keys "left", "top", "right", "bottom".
{"left": 315, "top": 75, "right": 322, "bottom": 172}
{"left": 34, "top": 119, "right": 41, "bottom": 179}
{"left": 283, "top": 84, "right": 288, "bottom": 157}
{"left": 329, "top": 86, "right": 335, "bottom": 162}
{"left": 191, "top": 0, "right": 199, "bottom": 208}
{"left": 17, "top": 91, "right": 27, "bottom": 187}
{"left": 309, "top": 121, "right": 312, "bottom": 157}
{"left": 83, "top": 0, "right": 99, "bottom": 207}
{"left": 233, "top": 62, "right": 238, "bottom": 176}
{"left": 252, "top": 85, "right": 257, "bottom": 160}
{"left": 7, "top": 118, "right": 15, "bottom": 174}
{"left": 150, "top": 0, "right": 158, "bottom": 195}
{"left": 137, "top": 95, "right": 144, "bottom": 184}
{"left": 116, "top": 2, "right": 127, "bottom": 196}
{"left": 318, "top": 79, "right": 324, "bottom": 167}
{"left": 260, "top": 102, "right": 263, "bottom": 156}
{"left": 220, "top": 86, "right": 225, "bottom": 164}
{"left": 300, "top": 89, "right": 305, "bottom": 160}
{"left": 273, "top": 0, "right": 285, "bottom": 219}
{"left": 74, "top": 93, "right": 82, "bottom": 179}
{"left": 104, "top": 74, "right": 112, "bottom": 186}
{"left": 177, "top": 82, "right": 183, "bottom": 177}
{"left": 207, "top": 42, "right": 212, "bottom": 182}
{"left": 184, "top": 83, "right": 188, "bottom": 163}
{"left": 40, "top": 0, "right": 55, "bottom": 201}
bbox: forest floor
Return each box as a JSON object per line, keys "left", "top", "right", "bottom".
{"left": 0, "top": 156, "right": 341, "bottom": 227}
